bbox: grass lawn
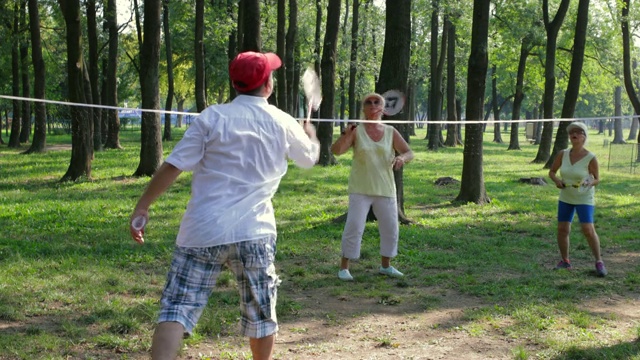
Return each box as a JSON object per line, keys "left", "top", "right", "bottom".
{"left": 1, "top": 125, "right": 639, "bottom": 359}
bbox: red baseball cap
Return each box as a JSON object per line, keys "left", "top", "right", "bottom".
{"left": 229, "top": 51, "right": 282, "bottom": 92}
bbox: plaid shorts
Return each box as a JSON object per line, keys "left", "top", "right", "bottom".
{"left": 157, "top": 236, "right": 280, "bottom": 338}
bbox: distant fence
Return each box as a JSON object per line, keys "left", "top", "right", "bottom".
{"left": 607, "top": 142, "right": 639, "bottom": 174}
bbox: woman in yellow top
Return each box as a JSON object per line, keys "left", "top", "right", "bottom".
{"left": 548, "top": 121, "right": 606, "bottom": 276}
{"left": 330, "top": 93, "right": 414, "bottom": 281}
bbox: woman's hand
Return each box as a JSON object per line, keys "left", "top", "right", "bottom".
{"left": 392, "top": 156, "right": 406, "bottom": 170}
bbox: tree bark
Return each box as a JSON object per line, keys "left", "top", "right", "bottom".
{"left": 59, "top": 0, "right": 93, "bottom": 181}
{"left": 104, "top": 0, "right": 122, "bottom": 149}
{"left": 317, "top": 0, "right": 341, "bottom": 166}
{"left": 86, "top": 0, "right": 102, "bottom": 151}
{"left": 491, "top": 65, "right": 503, "bottom": 144}
{"left": 455, "top": 0, "right": 490, "bottom": 205}
{"left": 134, "top": 0, "right": 163, "bottom": 177}
{"left": 163, "top": 0, "right": 174, "bottom": 141}
{"left": 241, "top": 0, "right": 261, "bottom": 51}
{"left": 544, "top": 0, "right": 589, "bottom": 169}
{"left": 19, "top": 0, "right": 31, "bottom": 144}
{"left": 444, "top": 15, "right": 459, "bottom": 147}
{"left": 195, "top": 0, "right": 206, "bottom": 111}
{"left": 377, "top": 0, "right": 411, "bottom": 223}
{"left": 276, "top": 0, "right": 287, "bottom": 111}
{"left": 23, "top": 0, "right": 46, "bottom": 154}
{"left": 9, "top": 1, "right": 21, "bottom": 148}
{"left": 508, "top": 37, "right": 532, "bottom": 151}
{"left": 533, "top": 0, "right": 570, "bottom": 164}
{"left": 285, "top": 0, "right": 298, "bottom": 115}
{"left": 621, "top": 0, "right": 640, "bottom": 144}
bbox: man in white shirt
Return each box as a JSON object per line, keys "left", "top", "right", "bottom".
{"left": 130, "top": 51, "right": 320, "bottom": 360}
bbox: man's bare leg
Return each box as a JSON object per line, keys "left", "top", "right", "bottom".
{"left": 249, "top": 334, "right": 275, "bottom": 360}
{"left": 151, "top": 321, "right": 185, "bottom": 360}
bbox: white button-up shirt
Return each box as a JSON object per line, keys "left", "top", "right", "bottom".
{"left": 165, "top": 95, "right": 320, "bottom": 247}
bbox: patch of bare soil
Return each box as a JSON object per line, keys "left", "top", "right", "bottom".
{"left": 45, "top": 144, "right": 72, "bottom": 151}
{"left": 171, "top": 286, "right": 639, "bottom": 360}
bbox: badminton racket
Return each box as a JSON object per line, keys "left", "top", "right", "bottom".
{"left": 302, "top": 68, "right": 322, "bottom": 123}
{"left": 381, "top": 89, "right": 405, "bottom": 116}
{"left": 577, "top": 174, "right": 595, "bottom": 193}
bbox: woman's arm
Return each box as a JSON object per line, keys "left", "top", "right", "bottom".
{"left": 391, "top": 128, "right": 414, "bottom": 170}
{"left": 548, "top": 151, "right": 565, "bottom": 188}
{"left": 331, "top": 124, "right": 357, "bottom": 155}
{"left": 588, "top": 156, "right": 600, "bottom": 186}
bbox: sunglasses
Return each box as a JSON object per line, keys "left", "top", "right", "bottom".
{"left": 364, "top": 99, "right": 381, "bottom": 106}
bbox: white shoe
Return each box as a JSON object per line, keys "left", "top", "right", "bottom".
{"left": 338, "top": 269, "right": 354, "bottom": 281}
{"left": 379, "top": 266, "right": 404, "bottom": 277}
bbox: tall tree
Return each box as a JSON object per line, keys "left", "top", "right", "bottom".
{"left": 195, "top": 0, "right": 206, "bottom": 111}
{"left": 507, "top": 36, "right": 533, "bottom": 151}
{"left": 8, "top": 1, "right": 20, "bottom": 148}
{"left": 285, "top": 0, "right": 298, "bottom": 115}
{"left": 533, "top": 0, "right": 570, "bottom": 163}
{"left": 104, "top": 0, "right": 122, "bottom": 149}
{"left": 428, "top": 2, "right": 447, "bottom": 150}
{"left": 317, "top": 0, "right": 341, "bottom": 166}
{"left": 23, "top": 0, "right": 46, "bottom": 154}
{"left": 490, "top": 65, "right": 503, "bottom": 143}
{"left": 134, "top": 0, "right": 163, "bottom": 177}
{"left": 59, "top": 0, "right": 94, "bottom": 181}
{"left": 86, "top": 0, "right": 102, "bottom": 151}
{"left": 377, "top": 0, "right": 411, "bottom": 222}
{"left": 455, "top": 0, "right": 490, "bottom": 205}
{"left": 276, "top": 0, "right": 287, "bottom": 110}
{"left": 621, "top": 0, "right": 640, "bottom": 144}
{"left": 19, "top": 0, "right": 30, "bottom": 144}
{"left": 444, "top": 14, "right": 461, "bottom": 147}
{"left": 348, "top": 0, "right": 359, "bottom": 121}
{"left": 544, "top": 0, "right": 590, "bottom": 169}
{"left": 163, "top": 0, "right": 174, "bottom": 141}
{"left": 241, "top": 0, "right": 261, "bottom": 51}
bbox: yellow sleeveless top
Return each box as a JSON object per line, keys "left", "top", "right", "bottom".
{"left": 559, "top": 149, "right": 596, "bottom": 205}
{"left": 347, "top": 125, "right": 396, "bottom": 198}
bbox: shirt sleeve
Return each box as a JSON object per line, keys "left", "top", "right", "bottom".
{"left": 286, "top": 120, "right": 320, "bottom": 169}
{"left": 165, "top": 117, "right": 209, "bottom": 171}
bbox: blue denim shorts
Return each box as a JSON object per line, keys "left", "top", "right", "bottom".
{"left": 557, "top": 201, "right": 595, "bottom": 223}
{"left": 157, "top": 236, "right": 279, "bottom": 338}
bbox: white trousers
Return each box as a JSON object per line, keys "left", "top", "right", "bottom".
{"left": 341, "top": 193, "right": 399, "bottom": 259}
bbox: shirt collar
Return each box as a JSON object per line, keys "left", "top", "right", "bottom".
{"left": 232, "top": 94, "right": 269, "bottom": 105}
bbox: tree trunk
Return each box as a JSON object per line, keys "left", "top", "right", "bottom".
{"left": 491, "top": 65, "right": 503, "bottom": 143}
{"left": 285, "top": 0, "right": 298, "bottom": 115}
{"left": 87, "top": 0, "right": 102, "bottom": 151}
{"left": 163, "top": 0, "right": 174, "bottom": 141}
{"left": 348, "top": 0, "right": 359, "bottom": 121}
{"left": 276, "top": 0, "right": 287, "bottom": 110}
{"left": 59, "top": 0, "right": 93, "bottom": 181}
{"left": 227, "top": 0, "right": 237, "bottom": 101}
{"left": 621, "top": 0, "right": 640, "bottom": 145}
{"left": 195, "top": 0, "right": 206, "bottom": 111}
{"left": 24, "top": 0, "right": 46, "bottom": 154}
{"left": 534, "top": 0, "right": 570, "bottom": 164}
{"left": 241, "top": 0, "right": 261, "bottom": 51}
{"left": 428, "top": 1, "right": 443, "bottom": 150}
{"left": 19, "top": 0, "right": 31, "bottom": 144}
{"left": 455, "top": 0, "right": 490, "bottom": 205}
{"left": 444, "top": 15, "right": 458, "bottom": 147}
{"left": 377, "top": 0, "right": 411, "bottom": 223}
{"left": 134, "top": 0, "right": 163, "bottom": 177}
{"left": 104, "top": 0, "right": 122, "bottom": 149}
{"left": 544, "top": 0, "right": 589, "bottom": 169}
{"left": 9, "top": 2, "right": 21, "bottom": 148}
{"left": 508, "top": 38, "right": 531, "bottom": 151}
{"left": 611, "top": 86, "right": 625, "bottom": 144}
{"left": 317, "top": 0, "right": 341, "bottom": 166}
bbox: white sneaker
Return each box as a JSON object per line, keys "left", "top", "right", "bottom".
{"left": 379, "top": 266, "right": 404, "bottom": 277}
{"left": 338, "top": 269, "right": 354, "bottom": 281}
